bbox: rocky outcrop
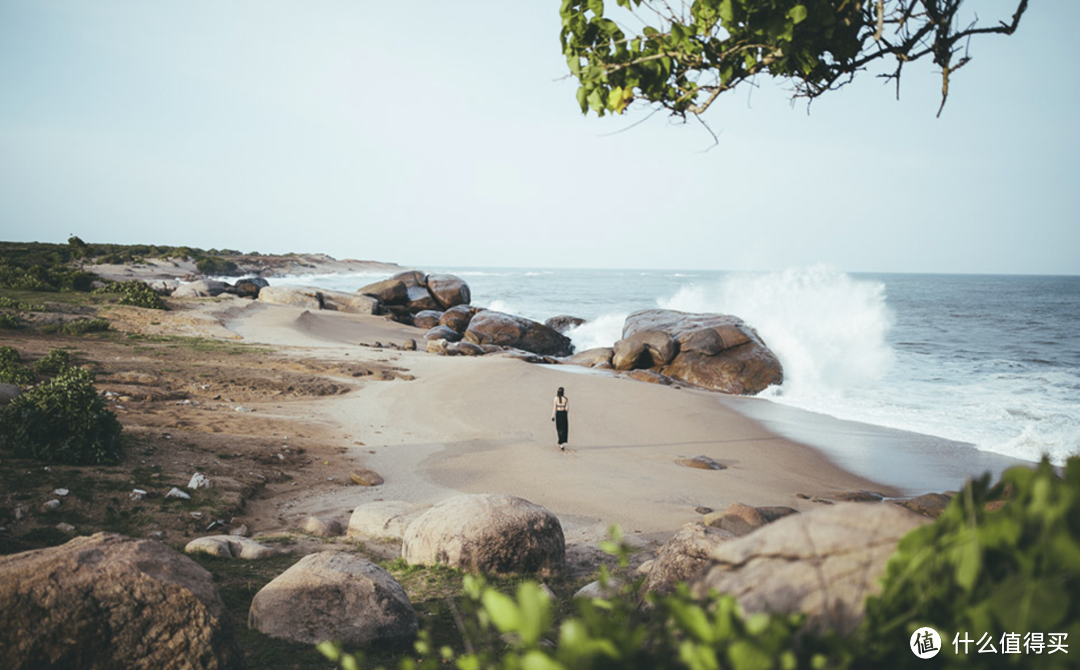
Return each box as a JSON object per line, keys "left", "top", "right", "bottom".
{"left": 565, "top": 347, "right": 614, "bottom": 369}
{"left": 0, "top": 532, "right": 243, "bottom": 670}
{"left": 613, "top": 330, "right": 678, "bottom": 370}
{"left": 464, "top": 311, "right": 573, "bottom": 358}
{"left": 621, "top": 310, "right": 783, "bottom": 395}
{"left": 348, "top": 501, "right": 432, "bottom": 542}
{"left": 402, "top": 494, "right": 565, "bottom": 576}
{"left": 248, "top": 551, "right": 417, "bottom": 648}
{"left": 641, "top": 522, "right": 737, "bottom": 597}
{"left": 692, "top": 503, "right": 930, "bottom": 634}
{"left": 358, "top": 271, "right": 472, "bottom": 316}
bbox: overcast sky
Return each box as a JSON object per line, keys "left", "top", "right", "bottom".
{"left": 2, "top": 1, "right": 1077, "bottom": 275}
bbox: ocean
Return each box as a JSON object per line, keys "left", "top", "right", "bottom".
{"left": 268, "top": 266, "right": 1080, "bottom": 489}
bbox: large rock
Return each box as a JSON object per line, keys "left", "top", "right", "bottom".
{"left": 173, "top": 279, "right": 229, "bottom": 298}
{"left": 622, "top": 310, "right": 782, "bottom": 395}
{"left": 545, "top": 315, "right": 587, "bottom": 334}
{"left": 184, "top": 535, "right": 283, "bottom": 560}
{"left": 258, "top": 284, "right": 323, "bottom": 310}
{"left": 564, "top": 347, "right": 614, "bottom": 369}
{"left": 702, "top": 502, "right": 768, "bottom": 536}
{"left": 348, "top": 501, "right": 432, "bottom": 542}
{"left": 424, "top": 325, "right": 462, "bottom": 342}
{"left": 439, "top": 304, "right": 479, "bottom": 333}
{"left": 0, "top": 532, "right": 243, "bottom": 670}
{"left": 641, "top": 522, "right": 737, "bottom": 597}
{"left": 426, "top": 274, "right": 471, "bottom": 310}
{"left": 412, "top": 310, "right": 444, "bottom": 330}
{"left": 248, "top": 551, "right": 417, "bottom": 648}
{"left": 404, "top": 286, "right": 440, "bottom": 313}
{"left": 692, "top": 503, "right": 930, "bottom": 634}
{"left": 614, "top": 330, "right": 678, "bottom": 369}
{"left": 357, "top": 278, "right": 408, "bottom": 305}
{"left": 402, "top": 494, "right": 565, "bottom": 576}
{"left": 465, "top": 311, "right": 573, "bottom": 358}
{"left": 318, "top": 289, "right": 379, "bottom": 315}
{"left": 389, "top": 270, "right": 427, "bottom": 289}
{"left": 233, "top": 277, "right": 268, "bottom": 298}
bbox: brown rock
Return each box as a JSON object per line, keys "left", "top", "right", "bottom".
{"left": 424, "top": 325, "right": 462, "bottom": 342}
{"left": 412, "top": 310, "right": 444, "bottom": 330}
{"left": 404, "top": 286, "right": 440, "bottom": 313}
{"left": 389, "top": 270, "right": 427, "bottom": 289}
{"left": 564, "top": 347, "right": 614, "bottom": 369}
{"left": 358, "top": 278, "right": 408, "bottom": 305}
{"left": 258, "top": 284, "right": 323, "bottom": 309}
{"left": 756, "top": 506, "right": 800, "bottom": 523}
{"left": 641, "top": 522, "right": 736, "bottom": 597}
{"left": 693, "top": 503, "right": 929, "bottom": 634}
{"left": 898, "top": 492, "right": 952, "bottom": 517}
{"left": 703, "top": 502, "right": 768, "bottom": 536}
{"left": 447, "top": 341, "right": 484, "bottom": 356}
{"left": 625, "top": 369, "right": 673, "bottom": 385}
{"left": 835, "top": 491, "right": 886, "bottom": 503}
{"left": 544, "top": 315, "right": 586, "bottom": 334}
{"left": 465, "top": 311, "right": 573, "bottom": 358}
{"left": 426, "top": 274, "right": 471, "bottom": 310}
{"left": 350, "top": 469, "right": 385, "bottom": 487}
{"left": 402, "top": 494, "right": 565, "bottom": 576}
{"left": 0, "top": 533, "right": 243, "bottom": 670}
{"left": 319, "top": 289, "right": 379, "bottom": 315}
{"left": 618, "top": 330, "right": 678, "bottom": 368}
{"left": 676, "top": 455, "right": 726, "bottom": 470}
{"left": 249, "top": 551, "right": 417, "bottom": 648}
{"left": 612, "top": 338, "right": 646, "bottom": 371}
{"left": 439, "top": 304, "right": 479, "bottom": 333}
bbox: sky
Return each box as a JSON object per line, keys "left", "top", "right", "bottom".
{"left": 1, "top": 0, "right": 1077, "bottom": 275}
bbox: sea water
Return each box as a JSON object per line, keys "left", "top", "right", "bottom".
{"left": 269, "top": 266, "right": 1080, "bottom": 472}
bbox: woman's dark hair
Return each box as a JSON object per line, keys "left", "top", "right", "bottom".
{"left": 556, "top": 387, "right": 565, "bottom": 397}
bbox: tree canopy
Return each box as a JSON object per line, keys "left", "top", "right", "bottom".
{"left": 559, "top": 0, "right": 1029, "bottom": 120}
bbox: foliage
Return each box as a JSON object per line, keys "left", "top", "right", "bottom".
{"left": 321, "top": 527, "right": 836, "bottom": 670}
{"left": 94, "top": 279, "right": 167, "bottom": 310}
{"left": 195, "top": 256, "right": 242, "bottom": 277}
{"left": 0, "top": 346, "right": 36, "bottom": 386}
{"left": 33, "top": 348, "right": 72, "bottom": 376}
{"left": 40, "top": 318, "right": 112, "bottom": 335}
{"left": 0, "top": 296, "right": 44, "bottom": 311}
{"left": 0, "top": 313, "right": 20, "bottom": 329}
{"left": 559, "top": 0, "right": 1030, "bottom": 120}
{"left": 859, "top": 457, "right": 1080, "bottom": 668}
{"left": 0, "top": 365, "right": 122, "bottom": 464}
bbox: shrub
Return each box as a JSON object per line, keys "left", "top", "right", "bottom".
{"left": 195, "top": 256, "right": 241, "bottom": 277}
{"left": 95, "top": 279, "right": 167, "bottom": 310}
{"left": 0, "top": 296, "right": 43, "bottom": 311}
{"left": 859, "top": 457, "right": 1080, "bottom": 668}
{"left": 0, "top": 346, "right": 35, "bottom": 386}
{"left": 33, "top": 349, "right": 71, "bottom": 375}
{"left": 0, "top": 365, "right": 122, "bottom": 464}
{"left": 40, "top": 318, "right": 111, "bottom": 335}
{"left": 0, "top": 313, "right": 20, "bottom": 329}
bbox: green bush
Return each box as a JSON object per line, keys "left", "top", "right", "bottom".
{"left": 859, "top": 457, "right": 1080, "bottom": 668}
{"left": 195, "top": 256, "right": 241, "bottom": 277}
{"left": 0, "top": 365, "right": 122, "bottom": 464}
{"left": 0, "top": 296, "right": 43, "bottom": 311}
{"left": 94, "top": 279, "right": 167, "bottom": 310}
{"left": 0, "top": 346, "right": 36, "bottom": 386}
{"left": 0, "top": 313, "right": 20, "bottom": 329}
{"left": 33, "top": 349, "right": 71, "bottom": 375}
{"left": 40, "top": 318, "right": 111, "bottom": 335}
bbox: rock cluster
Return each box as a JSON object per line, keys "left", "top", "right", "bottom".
{"left": 565, "top": 309, "right": 783, "bottom": 395}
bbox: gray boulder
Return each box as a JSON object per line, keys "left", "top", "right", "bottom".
{"left": 233, "top": 276, "right": 268, "bottom": 298}
{"left": 402, "top": 494, "right": 565, "bottom": 576}
{"left": 544, "top": 315, "right": 587, "bottom": 334}
{"left": 622, "top": 310, "right": 782, "bottom": 395}
{"left": 0, "top": 383, "right": 21, "bottom": 406}
{"left": 425, "top": 325, "right": 462, "bottom": 342}
{"left": 465, "top": 311, "right": 573, "bottom": 358}
{"left": 184, "top": 535, "right": 283, "bottom": 560}
{"left": 692, "top": 503, "right": 929, "bottom": 633}
{"left": 258, "top": 284, "right": 323, "bottom": 310}
{"left": 0, "top": 532, "right": 243, "bottom": 670}
{"left": 641, "top": 522, "right": 736, "bottom": 597}
{"left": 249, "top": 551, "right": 417, "bottom": 648}
{"left": 348, "top": 501, "right": 432, "bottom": 542}
{"left": 173, "top": 279, "right": 229, "bottom": 298}
{"left": 426, "top": 274, "right": 471, "bottom": 310}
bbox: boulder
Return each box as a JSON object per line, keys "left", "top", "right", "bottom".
{"left": 447, "top": 341, "right": 485, "bottom": 357}
{"left": 692, "top": 503, "right": 930, "bottom": 634}
{"left": 389, "top": 270, "right": 428, "bottom": 289}
{"left": 616, "top": 330, "right": 678, "bottom": 368}
{"left": 348, "top": 501, "right": 432, "bottom": 542}
{"left": 622, "top": 310, "right": 783, "bottom": 395}
{"left": 233, "top": 276, "right": 268, "bottom": 298}
{"left": 0, "top": 383, "right": 21, "bottom": 406}
{"left": 402, "top": 494, "right": 565, "bottom": 576}
{"left": 248, "top": 551, "right": 417, "bottom": 648}
{"left": 424, "top": 325, "right": 462, "bottom": 342}
{"left": 612, "top": 338, "right": 646, "bottom": 371}
{"left": 426, "top": 273, "right": 471, "bottom": 310}
{"left": 898, "top": 492, "right": 952, "bottom": 517}
{"left": 702, "top": 502, "right": 768, "bottom": 536}
{"left": 544, "top": 315, "right": 587, "bottom": 334}
{"left": 641, "top": 522, "right": 736, "bottom": 597}
{"left": 382, "top": 305, "right": 413, "bottom": 325}
{"left": 185, "top": 535, "right": 283, "bottom": 560}
{"left": 756, "top": 506, "right": 800, "bottom": 523}
{"left": 465, "top": 311, "right": 573, "bottom": 358}
{"left": 564, "top": 347, "right": 614, "bottom": 369}
{"left": 0, "top": 532, "right": 243, "bottom": 670}
{"left": 404, "top": 285, "right": 440, "bottom": 313}
{"left": 412, "top": 310, "right": 444, "bottom": 330}
{"left": 349, "top": 468, "right": 385, "bottom": 487}
{"left": 319, "top": 290, "right": 379, "bottom": 315}
{"left": 358, "top": 278, "right": 408, "bottom": 305}
{"left": 173, "top": 279, "right": 229, "bottom": 298}
{"left": 258, "top": 284, "right": 323, "bottom": 310}
{"left": 439, "top": 304, "right": 479, "bottom": 333}
{"left": 301, "top": 516, "right": 343, "bottom": 538}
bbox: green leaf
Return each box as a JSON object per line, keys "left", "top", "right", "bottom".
{"left": 954, "top": 531, "right": 982, "bottom": 591}
{"left": 482, "top": 589, "right": 521, "bottom": 633}
{"left": 788, "top": 5, "right": 808, "bottom": 25}
{"left": 522, "top": 650, "right": 565, "bottom": 670}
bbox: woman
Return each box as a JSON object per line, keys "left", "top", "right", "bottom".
{"left": 551, "top": 387, "right": 569, "bottom": 451}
